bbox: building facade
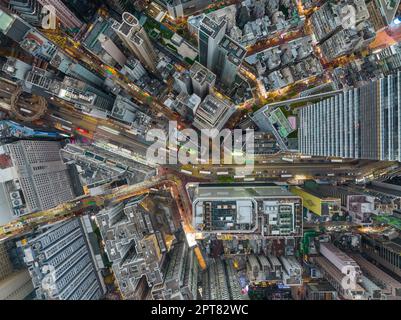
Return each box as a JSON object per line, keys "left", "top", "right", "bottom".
{"left": 191, "top": 184, "right": 303, "bottom": 238}
{"left": 96, "top": 197, "right": 166, "bottom": 299}
{"left": 23, "top": 218, "right": 105, "bottom": 300}
{"left": 298, "top": 72, "right": 401, "bottom": 161}
{"left": 113, "top": 12, "right": 158, "bottom": 73}
{"left": 192, "top": 94, "right": 234, "bottom": 131}
{"left": 0, "top": 140, "right": 75, "bottom": 223}
{"left": 201, "top": 258, "right": 245, "bottom": 300}
{"left": 0, "top": 240, "right": 34, "bottom": 300}
{"left": 189, "top": 62, "right": 216, "bottom": 99}
{"left": 9, "top": 0, "right": 43, "bottom": 27}
{"left": 165, "top": 0, "right": 210, "bottom": 19}
{"left": 216, "top": 35, "right": 246, "bottom": 87}
{"left": 198, "top": 16, "right": 226, "bottom": 70}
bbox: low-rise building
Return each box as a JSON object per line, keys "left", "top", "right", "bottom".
{"left": 192, "top": 94, "right": 235, "bottom": 131}
{"left": 349, "top": 253, "right": 401, "bottom": 299}
{"left": 290, "top": 186, "right": 341, "bottom": 220}
{"left": 305, "top": 281, "right": 338, "bottom": 300}
{"left": 110, "top": 95, "right": 152, "bottom": 136}
{"left": 151, "top": 241, "right": 199, "bottom": 300}
{"left": 189, "top": 62, "right": 216, "bottom": 99}
{"left": 173, "top": 71, "right": 192, "bottom": 94}
{"left": 96, "top": 197, "right": 166, "bottom": 299}
{"left": 0, "top": 240, "right": 34, "bottom": 300}
{"left": 312, "top": 253, "right": 365, "bottom": 300}
{"left": 191, "top": 183, "right": 303, "bottom": 238}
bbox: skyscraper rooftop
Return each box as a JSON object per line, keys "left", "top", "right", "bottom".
{"left": 199, "top": 16, "right": 226, "bottom": 38}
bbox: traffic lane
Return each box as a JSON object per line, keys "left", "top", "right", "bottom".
{"left": 190, "top": 162, "right": 366, "bottom": 170}
{"left": 48, "top": 103, "right": 152, "bottom": 156}
{"left": 180, "top": 163, "right": 367, "bottom": 179}
{"left": 93, "top": 130, "right": 149, "bottom": 157}
{"left": 44, "top": 111, "right": 98, "bottom": 134}
{"left": 0, "top": 90, "right": 12, "bottom": 98}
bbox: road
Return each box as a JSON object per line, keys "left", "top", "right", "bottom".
{"left": 245, "top": 28, "right": 305, "bottom": 57}
{"left": 2, "top": 77, "right": 354, "bottom": 181}
{"left": 0, "top": 79, "right": 153, "bottom": 159}
{"left": 1, "top": 76, "right": 390, "bottom": 184}
{"left": 46, "top": 102, "right": 151, "bottom": 157}
{"left": 4, "top": 78, "right": 367, "bottom": 182}
{"left": 42, "top": 27, "right": 183, "bottom": 127}
{"left": 179, "top": 158, "right": 394, "bottom": 182}
{"left": 0, "top": 175, "right": 168, "bottom": 241}
{"left": 0, "top": 168, "right": 208, "bottom": 267}
{"left": 2, "top": 8, "right": 400, "bottom": 247}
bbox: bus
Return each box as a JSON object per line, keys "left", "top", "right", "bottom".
{"left": 199, "top": 170, "right": 211, "bottom": 175}
{"left": 61, "top": 125, "right": 72, "bottom": 132}
{"left": 51, "top": 114, "right": 73, "bottom": 124}
{"left": 55, "top": 123, "right": 72, "bottom": 132}
{"left": 98, "top": 125, "right": 120, "bottom": 135}
{"left": 19, "top": 108, "right": 32, "bottom": 114}
{"left": 180, "top": 169, "right": 193, "bottom": 175}
{"left": 244, "top": 177, "right": 255, "bottom": 182}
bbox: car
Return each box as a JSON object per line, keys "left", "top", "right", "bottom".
{"left": 76, "top": 127, "right": 89, "bottom": 135}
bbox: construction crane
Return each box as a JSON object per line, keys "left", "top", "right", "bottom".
{"left": 194, "top": 246, "right": 206, "bottom": 270}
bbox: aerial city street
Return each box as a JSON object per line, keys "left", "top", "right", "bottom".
{"left": 1, "top": 0, "right": 401, "bottom": 303}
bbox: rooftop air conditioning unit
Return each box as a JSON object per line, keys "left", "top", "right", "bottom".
{"left": 12, "top": 199, "right": 23, "bottom": 207}
{"left": 10, "top": 191, "right": 21, "bottom": 199}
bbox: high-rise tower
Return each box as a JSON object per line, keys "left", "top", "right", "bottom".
{"left": 298, "top": 72, "right": 401, "bottom": 161}
{"left": 113, "top": 12, "right": 158, "bottom": 73}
